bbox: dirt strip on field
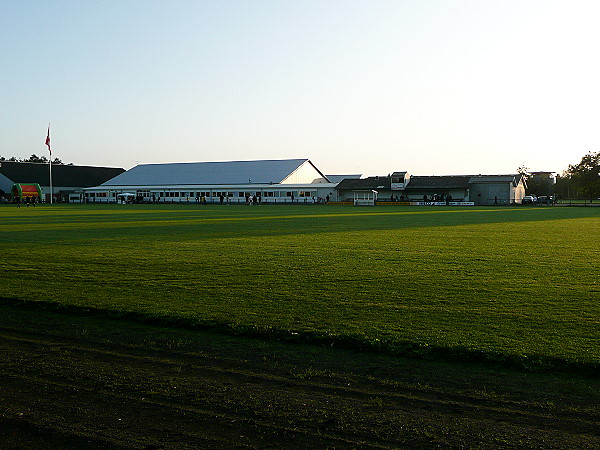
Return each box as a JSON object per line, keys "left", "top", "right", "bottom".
{"left": 0, "top": 303, "right": 598, "bottom": 449}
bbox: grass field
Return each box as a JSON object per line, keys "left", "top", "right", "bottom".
{"left": 1, "top": 204, "right": 598, "bottom": 369}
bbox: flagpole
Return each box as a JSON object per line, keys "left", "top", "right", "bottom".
{"left": 49, "top": 155, "right": 53, "bottom": 204}
{"left": 46, "top": 124, "right": 53, "bottom": 204}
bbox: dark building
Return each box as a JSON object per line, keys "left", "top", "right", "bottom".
{"left": 0, "top": 161, "right": 125, "bottom": 202}
{"left": 335, "top": 172, "right": 526, "bottom": 206}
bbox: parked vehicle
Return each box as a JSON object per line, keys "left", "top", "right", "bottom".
{"left": 522, "top": 195, "right": 536, "bottom": 204}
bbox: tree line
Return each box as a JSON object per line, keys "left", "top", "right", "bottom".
{"left": 0, "top": 154, "right": 69, "bottom": 165}
{"left": 521, "top": 151, "right": 599, "bottom": 200}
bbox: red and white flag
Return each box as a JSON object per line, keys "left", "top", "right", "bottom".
{"left": 45, "top": 125, "right": 51, "bottom": 154}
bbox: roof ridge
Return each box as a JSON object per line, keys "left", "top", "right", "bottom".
{"left": 136, "top": 158, "right": 308, "bottom": 167}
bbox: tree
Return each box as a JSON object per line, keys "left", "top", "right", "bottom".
{"left": 517, "top": 164, "right": 530, "bottom": 178}
{"left": 26, "top": 154, "right": 48, "bottom": 163}
{"left": 554, "top": 173, "right": 573, "bottom": 199}
{"left": 565, "top": 151, "right": 600, "bottom": 200}
{"left": 526, "top": 172, "right": 555, "bottom": 197}
{"left": 0, "top": 155, "right": 64, "bottom": 164}
{"left": 517, "top": 165, "right": 556, "bottom": 196}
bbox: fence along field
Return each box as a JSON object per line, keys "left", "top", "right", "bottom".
{"left": 1, "top": 204, "right": 598, "bottom": 370}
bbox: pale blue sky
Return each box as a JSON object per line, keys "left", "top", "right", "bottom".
{"left": 2, "top": 0, "right": 600, "bottom": 176}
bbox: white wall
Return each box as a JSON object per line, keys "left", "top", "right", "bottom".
{"left": 83, "top": 183, "right": 339, "bottom": 203}
{"left": 281, "top": 161, "right": 328, "bottom": 184}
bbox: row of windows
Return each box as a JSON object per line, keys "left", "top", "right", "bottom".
{"left": 86, "top": 191, "right": 318, "bottom": 198}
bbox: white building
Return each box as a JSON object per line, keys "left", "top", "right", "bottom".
{"left": 83, "top": 159, "right": 339, "bottom": 203}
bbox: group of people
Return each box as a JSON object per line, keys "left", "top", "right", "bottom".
{"left": 387, "top": 193, "right": 454, "bottom": 203}
{"left": 245, "top": 194, "right": 260, "bottom": 205}
{"left": 423, "top": 193, "right": 453, "bottom": 203}
{"left": 15, "top": 196, "right": 38, "bottom": 207}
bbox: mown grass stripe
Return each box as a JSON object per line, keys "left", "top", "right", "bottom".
{"left": 0, "top": 204, "right": 598, "bottom": 371}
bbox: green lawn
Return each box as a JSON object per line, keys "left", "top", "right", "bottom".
{"left": 1, "top": 204, "right": 598, "bottom": 367}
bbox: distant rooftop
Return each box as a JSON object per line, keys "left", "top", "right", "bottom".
{"left": 336, "top": 173, "right": 523, "bottom": 190}
{"left": 325, "top": 174, "right": 362, "bottom": 184}
{"left": 0, "top": 161, "right": 125, "bottom": 188}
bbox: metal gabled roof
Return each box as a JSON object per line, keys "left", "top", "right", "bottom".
{"left": 468, "top": 175, "right": 521, "bottom": 186}
{"left": 335, "top": 176, "right": 392, "bottom": 190}
{"left": 100, "top": 159, "right": 315, "bottom": 186}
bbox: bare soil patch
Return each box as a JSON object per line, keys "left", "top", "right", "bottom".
{"left": 0, "top": 303, "right": 598, "bottom": 448}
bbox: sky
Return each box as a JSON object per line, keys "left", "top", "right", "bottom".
{"left": 2, "top": 0, "right": 600, "bottom": 176}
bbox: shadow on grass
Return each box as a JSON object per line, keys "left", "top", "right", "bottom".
{"left": 2, "top": 296, "right": 597, "bottom": 377}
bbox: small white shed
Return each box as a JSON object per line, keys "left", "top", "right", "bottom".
{"left": 354, "top": 190, "right": 378, "bottom": 206}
